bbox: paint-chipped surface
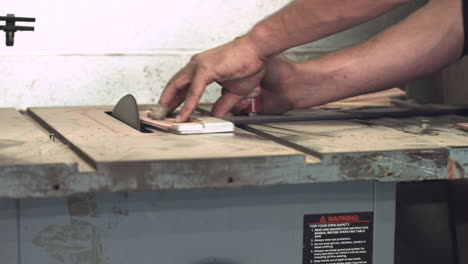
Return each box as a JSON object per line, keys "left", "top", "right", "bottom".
{"left": 33, "top": 220, "right": 104, "bottom": 264}
{"left": 247, "top": 116, "right": 468, "bottom": 183}
{"left": 68, "top": 194, "right": 100, "bottom": 218}
{"left": 23, "top": 193, "right": 131, "bottom": 264}
{"left": 20, "top": 182, "right": 385, "bottom": 264}
{"left": 449, "top": 150, "right": 468, "bottom": 180}
{"left": 32, "top": 194, "right": 105, "bottom": 263}
{"left": 321, "top": 150, "right": 450, "bottom": 182}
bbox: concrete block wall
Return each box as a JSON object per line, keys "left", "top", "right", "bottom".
{"left": 0, "top": 0, "right": 426, "bottom": 109}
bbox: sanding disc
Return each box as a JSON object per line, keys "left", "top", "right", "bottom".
{"left": 111, "top": 94, "right": 141, "bottom": 131}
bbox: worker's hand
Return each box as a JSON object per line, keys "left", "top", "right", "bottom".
{"left": 159, "top": 36, "right": 266, "bottom": 122}
{"left": 212, "top": 54, "right": 298, "bottom": 117}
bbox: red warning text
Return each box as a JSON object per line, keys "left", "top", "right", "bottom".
{"left": 308, "top": 215, "right": 370, "bottom": 225}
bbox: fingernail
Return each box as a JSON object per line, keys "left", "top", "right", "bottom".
{"left": 175, "top": 115, "right": 181, "bottom": 123}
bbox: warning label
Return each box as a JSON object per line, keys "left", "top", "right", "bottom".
{"left": 303, "top": 212, "right": 373, "bottom": 264}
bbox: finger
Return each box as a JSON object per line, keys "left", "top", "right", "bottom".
{"left": 246, "top": 86, "right": 262, "bottom": 98}
{"left": 219, "top": 81, "right": 263, "bottom": 115}
{"left": 165, "top": 84, "right": 190, "bottom": 114}
{"left": 212, "top": 91, "right": 244, "bottom": 118}
{"left": 230, "top": 98, "right": 252, "bottom": 115}
{"left": 219, "top": 87, "right": 248, "bottom": 115}
{"left": 230, "top": 86, "right": 262, "bottom": 114}
{"left": 176, "top": 71, "right": 210, "bottom": 122}
{"left": 159, "top": 66, "right": 193, "bottom": 112}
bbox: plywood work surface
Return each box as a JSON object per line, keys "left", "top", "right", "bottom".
{"left": 246, "top": 119, "right": 454, "bottom": 156}
{"left": 28, "top": 107, "right": 305, "bottom": 167}
{"left": 366, "top": 115, "right": 468, "bottom": 147}
{"left": 0, "top": 108, "right": 83, "bottom": 168}
{"left": 2, "top": 106, "right": 467, "bottom": 198}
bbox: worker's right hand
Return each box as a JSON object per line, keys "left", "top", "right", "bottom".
{"left": 158, "top": 36, "right": 266, "bottom": 122}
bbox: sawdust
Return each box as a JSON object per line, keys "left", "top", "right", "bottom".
{"left": 148, "top": 104, "right": 169, "bottom": 120}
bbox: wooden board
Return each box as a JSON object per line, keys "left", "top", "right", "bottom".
{"left": 28, "top": 106, "right": 310, "bottom": 168}
{"left": 140, "top": 111, "right": 176, "bottom": 131}
{"left": 0, "top": 108, "right": 87, "bottom": 169}
{"left": 24, "top": 107, "right": 322, "bottom": 196}
{"left": 139, "top": 111, "right": 234, "bottom": 134}
{"left": 245, "top": 119, "right": 448, "bottom": 156}
{"left": 366, "top": 115, "right": 468, "bottom": 147}
{"left": 0, "top": 108, "right": 95, "bottom": 198}
{"left": 2, "top": 105, "right": 466, "bottom": 198}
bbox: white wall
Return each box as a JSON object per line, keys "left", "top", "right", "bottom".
{"left": 0, "top": 0, "right": 425, "bottom": 109}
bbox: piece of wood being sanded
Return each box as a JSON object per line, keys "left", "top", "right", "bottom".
{"left": 139, "top": 111, "right": 234, "bottom": 134}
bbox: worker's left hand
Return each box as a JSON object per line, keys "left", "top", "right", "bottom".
{"left": 159, "top": 36, "right": 266, "bottom": 122}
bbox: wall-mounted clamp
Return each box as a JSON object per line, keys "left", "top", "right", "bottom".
{"left": 0, "top": 14, "right": 35, "bottom": 46}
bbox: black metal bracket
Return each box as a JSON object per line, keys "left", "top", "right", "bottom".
{"left": 0, "top": 14, "right": 35, "bottom": 46}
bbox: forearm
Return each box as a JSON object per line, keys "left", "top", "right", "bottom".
{"left": 245, "top": 0, "right": 410, "bottom": 58}
{"left": 290, "top": 0, "right": 464, "bottom": 108}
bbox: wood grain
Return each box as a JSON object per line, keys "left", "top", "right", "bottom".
{"left": 0, "top": 108, "right": 88, "bottom": 170}
{"left": 140, "top": 111, "right": 176, "bottom": 131}
{"left": 366, "top": 115, "right": 468, "bottom": 147}
{"left": 246, "top": 119, "right": 450, "bottom": 156}
{"left": 28, "top": 107, "right": 307, "bottom": 167}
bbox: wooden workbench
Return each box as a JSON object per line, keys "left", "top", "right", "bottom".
{"left": 1, "top": 104, "right": 467, "bottom": 199}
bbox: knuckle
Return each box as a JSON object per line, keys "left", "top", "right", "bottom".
{"left": 190, "top": 54, "right": 201, "bottom": 63}
{"left": 189, "top": 55, "right": 211, "bottom": 71}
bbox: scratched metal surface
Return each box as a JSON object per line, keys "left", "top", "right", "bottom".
{"left": 1, "top": 107, "right": 467, "bottom": 198}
